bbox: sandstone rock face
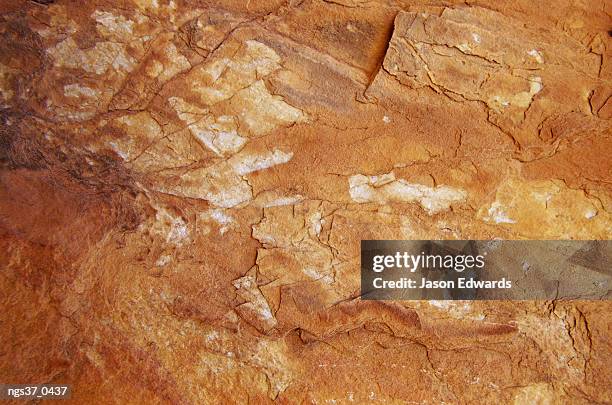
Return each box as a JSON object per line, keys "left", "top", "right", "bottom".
{"left": 0, "top": 0, "right": 610, "bottom": 403}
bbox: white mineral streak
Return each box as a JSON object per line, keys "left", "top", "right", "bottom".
{"left": 193, "top": 40, "right": 281, "bottom": 105}
{"left": 63, "top": 84, "right": 99, "bottom": 98}
{"left": 47, "top": 38, "right": 136, "bottom": 75}
{"left": 174, "top": 148, "right": 294, "bottom": 208}
{"left": 148, "top": 206, "right": 190, "bottom": 246}
{"left": 230, "top": 149, "right": 294, "bottom": 175}
{"left": 233, "top": 272, "right": 277, "bottom": 331}
{"left": 484, "top": 202, "right": 517, "bottom": 224}
{"left": 348, "top": 172, "right": 467, "bottom": 214}
{"left": 527, "top": 49, "right": 544, "bottom": 64}
{"left": 92, "top": 10, "right": 134, "bottom": 39}
{"left": 259, "top": 195, "right": 305, "bottom": 208}
{"left": 200, "top": 209, "right": 234, "bottom": 234}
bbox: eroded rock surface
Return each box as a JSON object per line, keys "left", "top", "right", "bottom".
{"left": 0, "top": 0, "right": 610, "bottom": 403}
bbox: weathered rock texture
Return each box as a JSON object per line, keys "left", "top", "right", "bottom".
{"left": 0, "top": 0, "right": 611, "bottom": 403}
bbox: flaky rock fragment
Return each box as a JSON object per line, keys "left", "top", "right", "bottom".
{"left": 170, "top": 97, "right": 247, "bottom": 156}
{"left": 166, "top": 148, "right": 293, "bottom": 207}
{"left": 233, "top": 268, "right": 278, "bottom": 333}
{"left": 48, "top": 37, "right": 137, "bottom": 75}
{"left": 188, "top": 39, "right": 282, "bottom": 105}
{"left": 478, "top": 177, "right": 611, "bottom": 238}
{"left": 179, "top": 39, "right": 307, "bottom": 137}
{"left": 369, "top": 7, "right": 608, "bottom": 152}
{"left": 106, "top": 112, "right": 164, "bottom": 161}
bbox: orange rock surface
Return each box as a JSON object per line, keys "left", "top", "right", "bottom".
{"left": 0, "top": 0, "right": 610, "bottom": 403}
